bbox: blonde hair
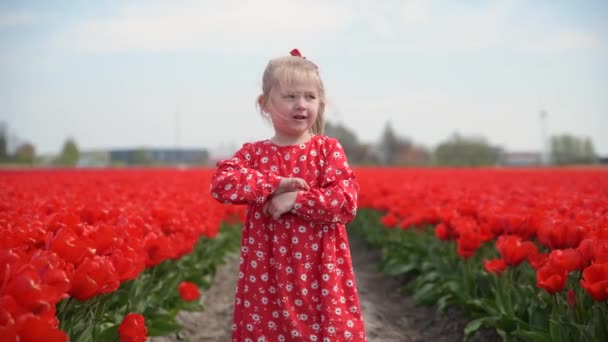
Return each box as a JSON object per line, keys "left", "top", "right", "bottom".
{"left": 257, "top": 55, "right": 326, "bottom": 135}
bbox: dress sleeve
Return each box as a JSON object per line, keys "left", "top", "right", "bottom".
{"left": 209, "top": 143, "right": 282, "bottom": 205}
{"left": 290, "top": 138, "right": 359, "bottom": 224}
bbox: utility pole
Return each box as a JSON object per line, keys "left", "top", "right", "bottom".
{"left": 174, "top": 107, "right": 181, "bottom": 164}
{"left": 539, "top": 109, "right": 548, "bottom": 165}
{"left": 175, "top": 107, "right": 181, "bottom": 148}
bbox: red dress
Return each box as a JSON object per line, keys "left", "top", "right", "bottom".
{"left": 210, "top": 135, "right": 367, "bottom": 342}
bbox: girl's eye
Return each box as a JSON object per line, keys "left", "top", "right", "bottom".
{"left": 284, "top": 94, "right": 296, "bottom": 99}
{"left": 307, "top": 95, "right": 317, "bottom": 100}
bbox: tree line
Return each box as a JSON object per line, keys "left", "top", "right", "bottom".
{"left": 0, "top": 120, "right": 600, "bottom": 167}
{"left": 1, "top": 122, "right": 79, "bottom": 166}
{"left": 325, "top": 121, "right": 599, "bottom": 167}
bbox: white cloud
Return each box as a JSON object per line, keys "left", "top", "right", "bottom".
{"left": 400, "top": 0, "right": 431, "bottom": 25}
{"left": 520, "top": 29, "right": 599, "bottom": 52}
{"left": 49, "top": 0, "right": 354, "bottom": 54}
{"left": 5, "top": 1, "right": 606, "bottom": 155}
{"left": 8, "top": 1, "right": 603, "bottom": 57}
{"left": 347, "top": 0, "right": 602, "bottom": 55}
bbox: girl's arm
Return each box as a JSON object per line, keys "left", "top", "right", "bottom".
{"left": 290, "top": 139, "right": 359, "bottom": 224}
{"left": 209, "top": 143, "right": 282, "bottom": 205}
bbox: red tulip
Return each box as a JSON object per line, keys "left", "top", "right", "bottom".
{"left": 579, "top": 262, "right": 608, "bottom": 301}
{"left": 45, "top": 211, "right": 80, "bottom": 234}
{"left": 178, "top": 281, "right": 200, "bottom": 302}
{"left": 537, "top": 219, "right": 585, "bottom": 250}
{"left": 70, "top": 256, "right": 120, "bottom": 301}
{"left": 536, "top": 263, "right": 568, "bottom": 294}
{"left": 434, "top": 222, "right": 450, "bottom": 241}
{"left": 456, "top": 238, "right": 482, "bottom": 259}
{"left": 577, "top": 238, "right": 595, "bottom": 266}
{"left": 118, "top": 313, "right": 147, "bottom": 342}
{"left": 0, "top": 295, "right": 20, "bottom": 341}
{"left": 88, "top": 223, "right": 116, "bottom": 255}
{"left": 110, "top": 246, "right": 146, "bottom": 282}
{"left": 483, "top": 258, "right": 507, "bottom": 275}
{"left": 49, "top": 227, "right": 94, "bottom": 265}
{"left": 529, "top": 252, "right": 549, "bottom": 270}
{"left": 497, "top": 235, "right": 538, "bottom": 266}
{"left": 4, "top": 267, "right": 51, "bottom": 315}
{"left": 18, "top": 315, "right": 68, "bottom": 342}
{"left": 144, "top": 233, "right": 173, "bottom": 267}
{"left": 380, "top": 213, "right": 398, "bottom": 228}
{"left": 593, "top": 240, "right": 608, "bottom": 263}
{"left": 456, "top": 226, "right": 483, "bottom": 259}
{"left": 28, "top": 250, "right": 72, "bottom": 299}
{"left": 548, "top": 248, "right": 582, "bottom": 272}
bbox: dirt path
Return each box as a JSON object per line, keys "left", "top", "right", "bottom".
{"left": 151, "top": 253, "right": 239, "bottom": 342}
{"left": 349, "top": 236, "right": 498, "bottom": 342}
{"left": 152, "top": 235, "right": 499, "bottom": 342}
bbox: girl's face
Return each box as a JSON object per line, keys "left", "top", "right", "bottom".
{"left": 264, "top": 81, "right": 319, "bottom": 142}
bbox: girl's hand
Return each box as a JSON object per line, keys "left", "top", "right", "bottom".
{"left": 263, "top": 191, "right": 299, "bottom": 219}
{"left": 276, "top": 177, "right": 309, "bottom": 195}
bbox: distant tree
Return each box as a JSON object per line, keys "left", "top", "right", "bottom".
{"left": 433, "top": 133, "right": 502, "bottom": 166}
{"left": 324, "top": 121, "right": 383, "bottom": 165}
{"left": 325, "top": 121, "right": 361, "bottom": 160}
{"left": 0, "top": 122, "right": 8, "bottom": 162}
{"left": 583, "top": 138, "right": 596, "bottom": 162}
{"left": 550, "top": 134, "right": 597, "bottom": 165}
{"left": 133, "top": 149, "right": 151, "bottom": 165}
{"left": 379, "top": 121, "right": 412, "bottom": 165}
{"left": 395, "top": 144, "right": 432, "bottom": 166}
{"left": 56, "top": 138, "right": 80, "bottom": 166}
{"left": 14, "top": 142, "right": 36, "bottom": 165}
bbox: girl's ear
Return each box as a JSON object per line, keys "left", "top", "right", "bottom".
{"left": 257, "top": 94, "right": 267, "bottom": 113}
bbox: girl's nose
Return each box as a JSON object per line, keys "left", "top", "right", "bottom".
{"left": 295, "top": 97, "right": 306, "bottom": 109}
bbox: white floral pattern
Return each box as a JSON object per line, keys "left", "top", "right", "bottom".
{"left": 210, "top": 136, "right": 366, "bottom": 341}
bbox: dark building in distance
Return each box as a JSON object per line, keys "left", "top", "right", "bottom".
{"left": 110, "top": 148, "right": 209, "bottom": 165}
{"left": 77, "top": 148, "right": 209, "bottom": 167}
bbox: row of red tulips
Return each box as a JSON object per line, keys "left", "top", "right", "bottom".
{"left": 102, "top": 279, "right": 202, "bottom": 342}
{"left": 2, "top": 167, "right": 607, "bottom": 340}
{"left": 0, "top": 169, "right": 243, "bottom": 341}
{"left": 356, "top": 167, "right": 608, "bottom": 301}
{"left": 353, "top": 167, "right": 608, "bottom": 340}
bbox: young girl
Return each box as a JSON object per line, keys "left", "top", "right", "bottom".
{"left": 210, "top": 49, "right": 367, "bottom": 341}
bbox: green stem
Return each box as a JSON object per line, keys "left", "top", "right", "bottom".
{"left": 58, "top": 297, "right": 73, "bottom": 327}
{"left": 552, "top": 293, "right": 559, "bottom": 316}
{"left": 463, "top": 258, "right": 472, "bottom": 296}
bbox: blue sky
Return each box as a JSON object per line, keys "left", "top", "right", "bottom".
{"left": 1, "top": 0, "right": 607, "bottom": 157}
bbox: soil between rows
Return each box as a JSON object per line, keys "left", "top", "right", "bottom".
{"left": 151, "top": 234, "right": 500, "bottom": 342}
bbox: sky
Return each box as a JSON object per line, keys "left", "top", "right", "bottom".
{"left": 1, "top": 0, "right": 607, "bottom": 158}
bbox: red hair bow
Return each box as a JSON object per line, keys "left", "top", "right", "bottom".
{"left": 290, "top": 48, "right": 318, "bottom": 68}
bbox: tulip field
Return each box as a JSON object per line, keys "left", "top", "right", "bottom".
{"left": 1, "top": 167, "right": 607, "bottom": 341}
{"left": 353, "top": 167, "right": 608, "bottom": 341}
{"left": 1, "top": 169, "right": 243, "bottom": 341}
